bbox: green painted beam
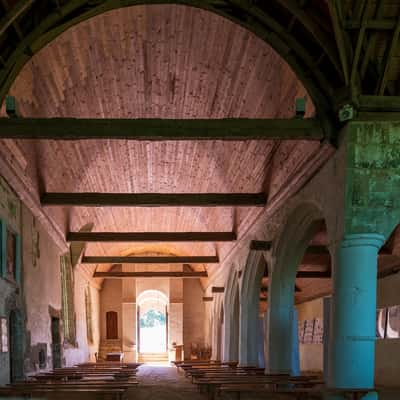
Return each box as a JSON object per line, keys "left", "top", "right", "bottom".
{"left": 67, "top": 231, "right": 237, "bottom": 242}
{"left": 41, "top": 193, "right": 267, "bottom": 207}
{"left": 0, "top": 117, "right": 324, "bottom": 140}
{"left": 82, "top": 255, "right": 219, "bottom": 264}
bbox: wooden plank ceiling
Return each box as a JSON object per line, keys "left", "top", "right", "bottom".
{"left": 0, "top": 5, "right": 324, "bottom": 288}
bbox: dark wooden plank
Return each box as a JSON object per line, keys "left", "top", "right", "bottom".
{"left": 264, "top": 270, "right": 331, "bottom": 279}
{"left": 67, "top": 231, "right": 237, "bottom": 242}
{"left": 0, "top": 118, "right": 324, "bottom": 140}
{"left": 41, "top": 193, "right": 267, "bottom": 207}
{"left": 94, "top": 271, "right": 208, "bottom": 278}
{"left": 211, "top": 287, "right": 224, "bottom": 293}
{"left": 82, "top": 255, "right": 219, "bottom": 264}
{"left": 250, "top": 240, "right": 272, "bottom": 251}
{"left": 203, "top": 297, "right": 213, "bottom": 302}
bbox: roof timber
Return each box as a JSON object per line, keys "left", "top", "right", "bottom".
{"left": 93, "top": 271, "right": 208, "bottom": 278}
{"left": 0, "top": 0, "right": 35, "bottom": 37}
{"left": 67, "top": 231, "right": 237, "bottom": 242}
{"left": 41, "top": 193, "right": 267, "bottom": 207}
{"left": 82, "top": 256, "right": 219, "bottom": 264}
{"left": 0, "top": 117, "right": 325, "bottom": 140}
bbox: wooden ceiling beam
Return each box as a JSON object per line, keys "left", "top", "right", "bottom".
{"left": 67, "top": 231, "right": 237, "bottom": 242}
{"left": 264, "top": 270, "right": 331, "bottom": 279}
{"left": 0, "top": 117, "right": 324, "bottom": 140}
{"left": 41, "top": 193, "right": 267, "bottom": 207}
{"left": 0, "top": 0, "right": 35, "bottom": 37}
{"left": 250, "top": 240, "right": 272, "bottom": 251}
{"left": 93, "top": 271, "right": 207, "bottom": 278}
{"left": 211, "top": 287, "right": 224, "bottom": 293}
{"left": 82, "top": 255, "right": 219, "bottom": 264}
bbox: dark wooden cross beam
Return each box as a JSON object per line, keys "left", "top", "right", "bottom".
{"left": 211, "top": 286, "right": 225, "bottom": 293}
{"left": 250, "top": 240, "right": 272, "bottom": 251}
{"left": 264, "top": 270, "right": 331, "bottom": 279}
{"left": 82, "top": 255, "right": 219, "bottom": 264}
{"left": 203, "top": 297, "right": 214, "bottom": 302}
{"left": 261, "top": 285, "right": 302, "bottom": 293}
{"left": 0, "top": 118, "right": 324, "bottom": 140}
{"left": 67, "top": 231, "right": 237, "bottom": 242}
{"left": 41, "top": 193, "right": 267, "bottom": 207}
{"left": 93, "top": 271, "right": 207, "bottom": 278}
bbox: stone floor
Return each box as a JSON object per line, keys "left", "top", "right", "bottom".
{"left": 131, "top": 364, "right": 207, "bottom": 400}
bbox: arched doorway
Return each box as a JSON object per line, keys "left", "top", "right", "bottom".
{"left": 9, "top": 309, "right": 24, "bottom": 382}
{"left": 137, "top": 290, "right": 168, "bottom": 359}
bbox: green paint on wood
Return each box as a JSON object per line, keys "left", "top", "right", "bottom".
{"left": 344, "top": 120, "right": 400, "bottom": 237}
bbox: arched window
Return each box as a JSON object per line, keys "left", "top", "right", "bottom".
{"left": 106, "top": 311, "right": 118, "bottom": 339}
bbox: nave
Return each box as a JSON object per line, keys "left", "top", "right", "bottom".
{"left": 1, "top": 1, "right": 400, "bottom": 400}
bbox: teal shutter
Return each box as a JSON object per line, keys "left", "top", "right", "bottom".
{"left": 0, "top": 220, "right": 6, "bottom": 278}
{"left": 15, "top": 234, "right": 21, "bottom": 284}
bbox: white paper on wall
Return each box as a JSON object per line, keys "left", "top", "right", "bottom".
{"left": 1, "top": 318, "right": 8, "bottom": 352}
{"left": 313, "top": 318, "right": 323, "bottom": 344}
{"left": 387, "top": 305, "right": 400, "bottom": 339}
{"left": 376, "top": 308, "right": 387, "bottom": 339}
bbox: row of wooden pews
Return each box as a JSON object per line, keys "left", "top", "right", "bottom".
{"left": 0, "top": 361, "right": 142, "bottom": 399}
{"left": 175, "top": 361, "right": 376, "bottom": 400}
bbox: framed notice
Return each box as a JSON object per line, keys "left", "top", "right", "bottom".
{"left": 376, "top": 308, "right": 387, "bottom": 339}
{"left": 298, "top": 320, "right": 305, "bottom": 344}
{"left": 1, "top": 318, "right": 8, "bottom": 352}
{"left": 303, "top": 319, "right": 315, "bottom": 344}
{"left": 313, "top": 318, "right": 323, "bottom": 344}
{"left": 387, "top": 305, "right": 400, "bottom": 339}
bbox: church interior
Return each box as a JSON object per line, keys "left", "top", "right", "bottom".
{"left": 0, "top": 1, "right": 400, "bottom": 399}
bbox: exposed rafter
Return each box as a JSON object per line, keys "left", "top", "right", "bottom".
{"left": 82, "top": 255, "right": 219, "bottom": 264}
{"left": 93, "top": 271, "right": 207, "bottom": 278}
{"left": 41, "top": 193, "right": 267, "bottom": 207}
{"left": 0, "top": 0, "right": 35, "bottom": 36}
{"left": 211, "top": 287, "right": 224, "bottom": 293}
{"left": 250, "top": 240, "right": 272, "bottom": 251}
{"left": 0, "top": 117, "right": 325, "bottom": 140}
{"left": 67, "top": 231, "right": 237, "bottom": 243}
{"left": 264, "top": 270, "right": 331, "bottom": 279}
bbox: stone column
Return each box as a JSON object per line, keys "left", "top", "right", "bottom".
{"left": 238, "top": 295, "right": 260, "bottom": 366}
{"left": 267, "top": 301, "right": 299, "bottom": 375}
{"left": 327, "top": 234, "right": 384, "bottom": 399}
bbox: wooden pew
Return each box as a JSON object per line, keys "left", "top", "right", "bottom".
{"left": 194, "top": 373, "right": 322, "bottom": 400}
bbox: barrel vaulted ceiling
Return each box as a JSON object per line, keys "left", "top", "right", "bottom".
{"left": 0, "top": 5, "right": 324, "bottom": 286}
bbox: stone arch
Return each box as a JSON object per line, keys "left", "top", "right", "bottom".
{"left": 223, "top": 266, "right": 239, "bottom": 362}
{"left": 267, "top": 201, "right": 325, "bottom": 375}
{"left": 239, "top": 250, "right": 266, "bottom": 366}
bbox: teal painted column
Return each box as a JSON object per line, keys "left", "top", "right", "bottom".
{"left": 328, "top": 234, "right": 384, "bottom": 399}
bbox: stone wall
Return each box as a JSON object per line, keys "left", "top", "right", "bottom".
{"left": 0, "top": 174, "right": 100, "bottom": 383}
{"left": 183, "top": 279, "right": 205, "bottom": 359}
{"left": 296, "top": 298, "right": 323, "bottom": 373}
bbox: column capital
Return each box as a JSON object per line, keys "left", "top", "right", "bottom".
{"left": 341, "top": 233, "right": 385, "bottom": 249}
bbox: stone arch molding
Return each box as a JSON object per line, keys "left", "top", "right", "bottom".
{"left": 239, "top": 250, "right": 265, "bottom": 366}
{"left": 267, "top": 201, "right": 326, "bottom": 374}
{"left": 222, "top": 264, "right": 239, "bottom": 363}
